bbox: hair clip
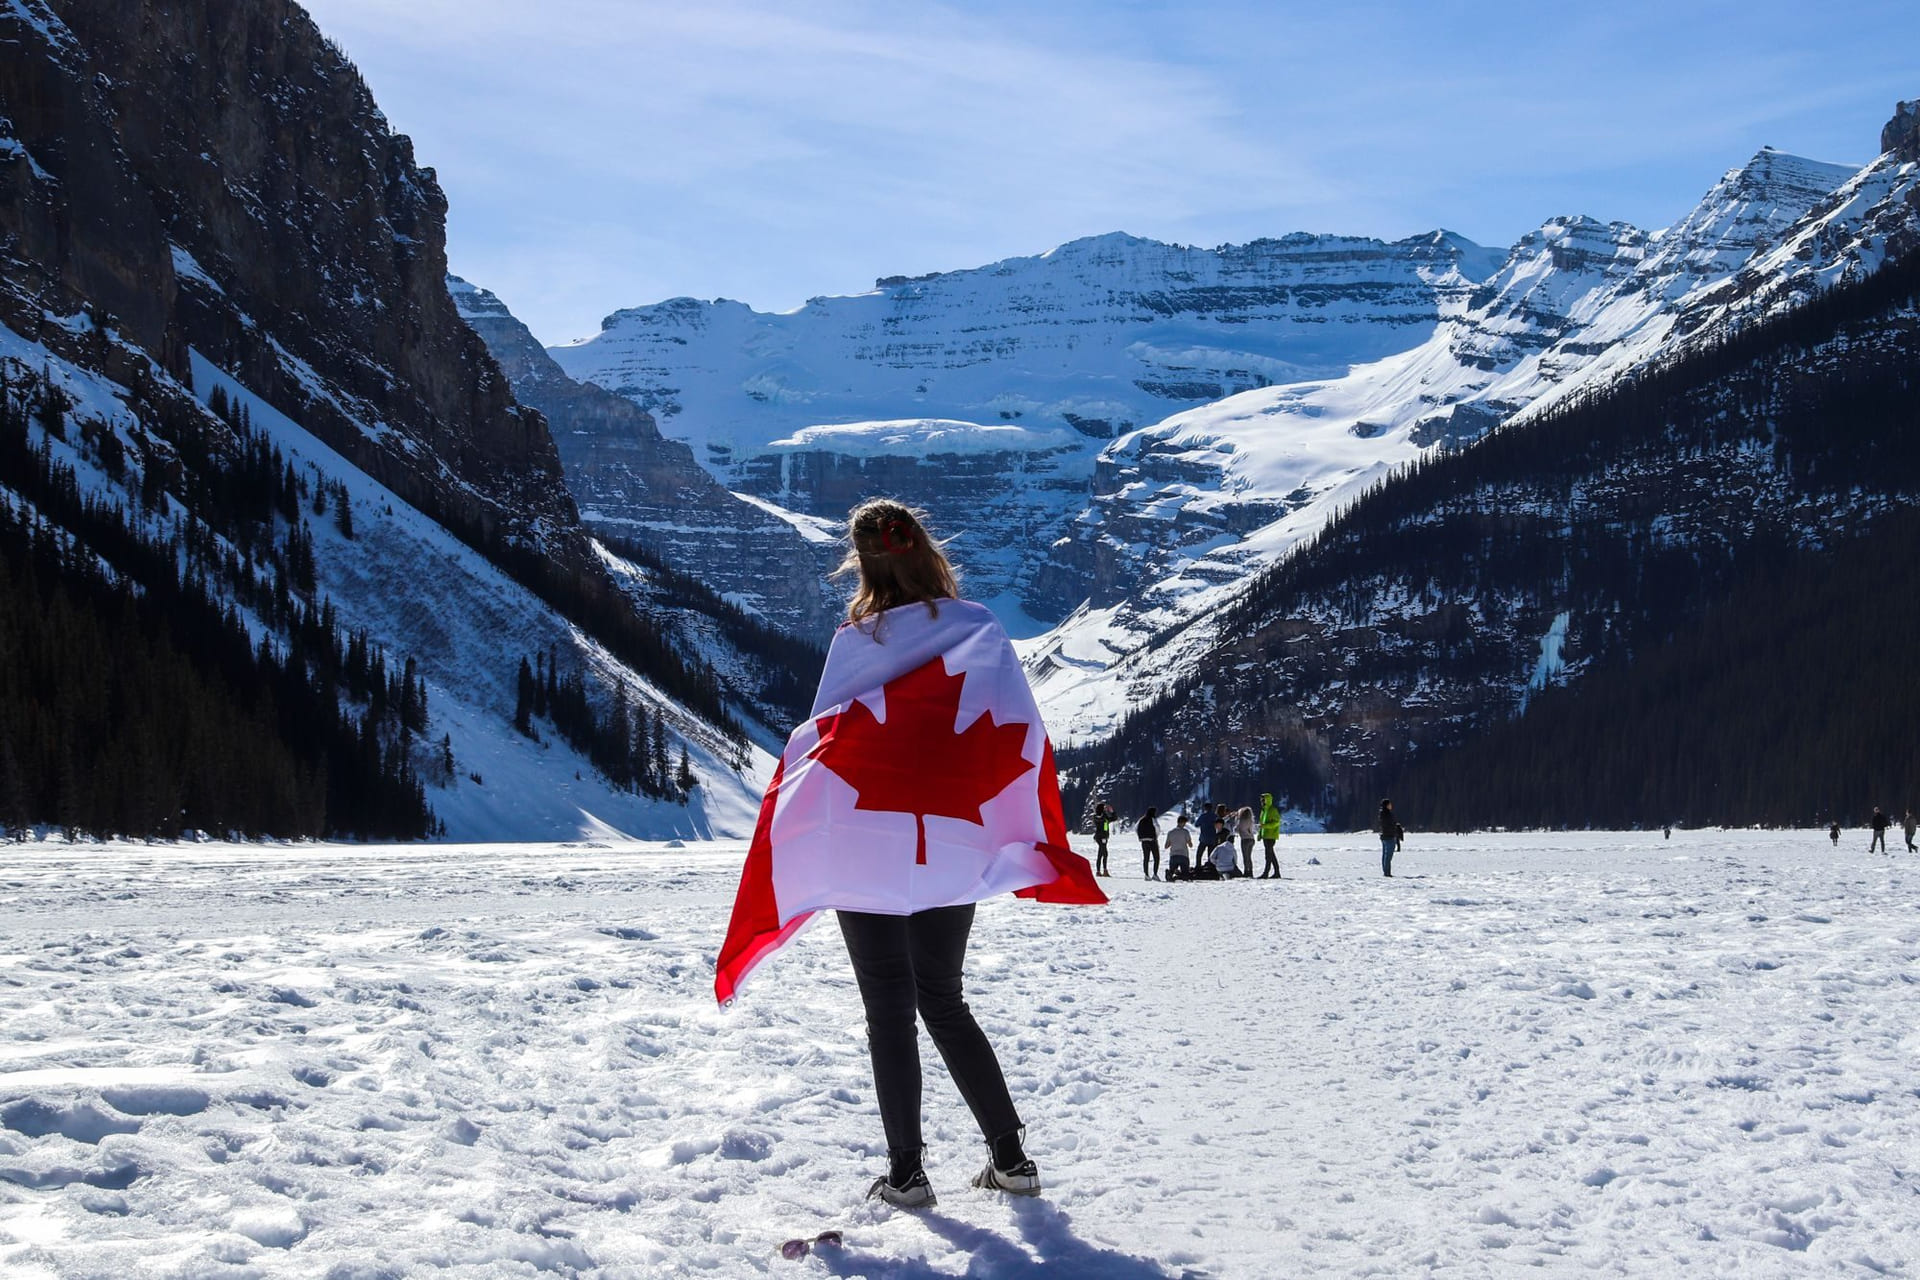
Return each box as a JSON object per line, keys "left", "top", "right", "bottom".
{"left": 878, "top": 519, "right": 915, "bottom": 554}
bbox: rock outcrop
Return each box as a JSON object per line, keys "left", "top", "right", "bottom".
{"left": 1882, "top": 99, "right": 1920, "bottom": 163}
{"left": 449, "top": 278, "right": 834, "bottom": 632}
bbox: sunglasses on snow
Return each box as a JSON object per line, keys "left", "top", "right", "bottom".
{"left": 780, "top": 1230, "right": 844, "bottom": 1260}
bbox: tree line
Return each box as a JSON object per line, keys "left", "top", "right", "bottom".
{"left": 513, "top": 650, "right": 697, "bottom": 800}
{"left": 1392, "top": 507, "right": 1920, "bottom": 829}
{"left": 0, "top": 364, "right": 433, "bottom": 839}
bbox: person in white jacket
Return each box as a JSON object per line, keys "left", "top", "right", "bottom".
{"left": 1211, "top": 835, "right": 1239, "bottom": 878}
{"left": 1232, "top": 806, "right": 1257, "bottom": 878}
{"left": 1164, "top": 814, "right": 1194, "bottom": 877}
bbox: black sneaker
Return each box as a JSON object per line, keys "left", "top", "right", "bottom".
{"left": 970, "top": 1159, "right": 1041, "bottom": 1196}
{"left": 867, "top": 1168, "right": 936, "bottom": 1209}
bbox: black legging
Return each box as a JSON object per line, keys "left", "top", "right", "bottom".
{"left": 838, "top": 904, "right": 1021, "bottom": 1159}
{"left": 1094, "top": 835, "right": 1109, "bottom": 875}
{"left": 1261, "top": 837, "right": 1279, "bottom": 877}
{"left": 1140, "top": 840, "right": 1159, "bottom": 878}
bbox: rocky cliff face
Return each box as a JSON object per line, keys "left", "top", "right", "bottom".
{"left": 1, "top": 0, "right": 575, "bottom": 557}
{"left": 1883, "top": 99, "right": 1920, "bottom": 163}
{"left": 448, "top": 278, "right": 834, "bottom": 632}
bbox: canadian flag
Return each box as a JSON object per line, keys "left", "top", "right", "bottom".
{"left": 716, "top": 599, "right": 1107, "bottom": 1005}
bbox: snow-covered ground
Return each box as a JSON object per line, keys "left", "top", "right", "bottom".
{"left": 2, "top": 831, "right": 1915, "bottom": 1278}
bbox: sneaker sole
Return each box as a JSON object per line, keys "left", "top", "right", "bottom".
{"left": 970, "top": 1171, "right": 1042, "bottom": 1196}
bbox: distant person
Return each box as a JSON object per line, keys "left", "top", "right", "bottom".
{"left": 1904, "top": 810, "right": 1917, "bottom": 853}
{"left": 1663, "top": 826, "right": 1672, "bottom": 840}
{"left": 1378, "top": 799, "right": 1405, "bottom": 877}
{"left": 1165, "top": 814, "right": 1194, "bottom": 878}
{"left": 1829, "top": 820, "right": 1842, "bottom": 847}
{"left": 1870, "top": 806, "right": 1891, "bottom": 854}
{"left": 1257, "top": 792, "right": 1283, "bottom": 878}
{"left": 1092, "top": 802, "right": 1113, "bottom": 877}
{"left": 1137, "top": 808, "right": 1161, "bottom": 880}
{"left": 1212, "top": 831, "right": 1240, "bottom": 879}
{"left": 1195, "top": 804, "right": 1218, "bottom": 861}
{"left": 1233, "top": 806, "right": 1257, "bottom": 879}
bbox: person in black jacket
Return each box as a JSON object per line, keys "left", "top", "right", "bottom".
{"left": 1091, "top": 802, "right": 1114, "bottom": 877}
{"left": 1136, "top": 808, "right": 1160, "bottom": 880}
{"left": 1378, "top": 799, "right": 1405, "bottom": 877}
{"left": 1869, "top": 806, "right": 1891, "bottom": 854}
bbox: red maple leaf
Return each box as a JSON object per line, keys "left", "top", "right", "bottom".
{"left": 807, "top": 657, "right": 1035, "bottom": 865}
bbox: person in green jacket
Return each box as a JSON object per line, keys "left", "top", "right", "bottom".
{"left": 1257, "top": 792, "right": 1283, "bottom": 878}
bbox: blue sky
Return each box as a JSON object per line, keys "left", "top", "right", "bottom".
{"left": 301, "top": 0, "right": 1917, "bottom": 345}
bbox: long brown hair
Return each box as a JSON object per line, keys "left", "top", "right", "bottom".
{"left": 836, "top": 499, "right": 960, "bottom": 629}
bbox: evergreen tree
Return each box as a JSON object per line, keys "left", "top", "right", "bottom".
{"left": 651, "top": 718, "right": 670, "bottom": 792}
{"left": 608, "top": 685, "right": 634, "bottom": 789}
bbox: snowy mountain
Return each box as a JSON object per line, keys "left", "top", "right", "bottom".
{"left": 0, "top": 0, "right": 767, "bottom": 840}
{"left": 1026, "top": 147, "right": 1856, "bottom": 739}
{"left": 551, "top": 230, "right": 1505, "bottom": 627}
{"left": 1659, "top": 105, "right": 1920, "bottom": 350}
{"left": 1057, "top": 123, "right": 1920, "bottom": 826}
{"left": 551, "top": 144, "right": 1855, "bottom": 688}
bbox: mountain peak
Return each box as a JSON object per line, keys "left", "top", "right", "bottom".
{"left": 1040, "top": 230, "right": 1163, "bottom": 259}
{"left": 446, "top": 274, "right": 511, "bottom": 321}
{"left": 1883, "top": 98, "right": 1920, "bottom": 163}
{"left": 1720, "top": 147, "right": 1855, "bottom": 197}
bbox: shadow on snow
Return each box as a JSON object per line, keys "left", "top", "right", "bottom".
{"left": 818, "top": 1199, "right": 1204, "bottom": 1279}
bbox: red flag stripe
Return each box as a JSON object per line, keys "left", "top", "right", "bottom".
{"left": 715, "top": 755, "right": 805, "bottom": 1005}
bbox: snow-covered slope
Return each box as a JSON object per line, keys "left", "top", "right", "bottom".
{"left": 551, "top": 231, "right": 1503, "bottom": 626}
{"left": 186, "top": 351, "right": 769, "bottom": 840}
{"left": 1026, "top": 149, "right": 1854, "bottom": 738}
{"left": 0, "top": 312, "right": 766, "bottom": 839}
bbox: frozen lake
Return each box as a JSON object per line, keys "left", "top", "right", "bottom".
{"left": 1, "top": 830, "right": 1915, "bottom": 1278}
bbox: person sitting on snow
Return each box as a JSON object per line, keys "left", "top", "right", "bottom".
{"left": 1164, "top": 814, "right": 1194, "bottom": 878}
{"left": 1212, "top": 833, "right": 1240, "bottom": 879}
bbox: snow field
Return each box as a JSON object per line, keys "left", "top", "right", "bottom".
{"left": 1, "top": 831, "right": 1916, "bottom": 1277}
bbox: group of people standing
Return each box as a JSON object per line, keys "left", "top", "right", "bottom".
{"left": 1089, "top": 794, "right": 1286, "bottom": 880}
{"left": 1087, "top": 795, "right": 1411, "bottom": 881}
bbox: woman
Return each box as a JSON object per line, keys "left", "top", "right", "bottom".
{"left": 1137, "top": 807, "right": 1161, "bottom": 879}
{"left": 1092, "top": 801, "right": 1114, "bottom": 876}
{"left": 1234, "top": 805, "right": 1257, "bottom": 879}
{"left": 1379, "top": 798, "right": 1405, "bottom": 877}
{"left": 715, "top": 500, "right": 1105, "bottom": 1211}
